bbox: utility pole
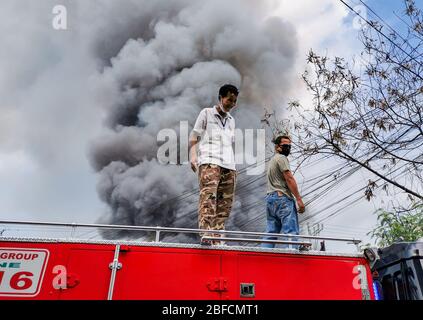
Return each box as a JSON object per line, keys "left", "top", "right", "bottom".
{"left": 307, "top": 223, "right": 324, "bottom": 251}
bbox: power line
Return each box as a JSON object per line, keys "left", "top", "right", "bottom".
{"left": 339, "top": 0, "right": 423, "bottom": 80}
{"left": 356, "top": 0, "right": 423, "bottom": 96}
{"left": 98, "top": 110, "right": 421, "bottom": 239}
{"left": 311, "top": 156, "right": 417, "bottom": 225}
{"left": 358, "top": 0, "right": 416, "bottom": 50}
{"left": 230, "top": 139, "right": 400, "bottom": 231}
{"left": 299, "top": 144, "right": 420, "bottom": 225}
{"left": 325, "top": 223, "right": 369, "bottom": 230}
{"left": 393, "top": 10, "right": 423, "bottom": 42}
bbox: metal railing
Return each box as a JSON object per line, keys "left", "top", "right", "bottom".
{"left": 0, "top": 219, "right": 362, "bottom": 250}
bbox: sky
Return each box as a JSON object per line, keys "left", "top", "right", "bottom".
{"left": 0, "top": 0, "right": 420, "bottom": 252}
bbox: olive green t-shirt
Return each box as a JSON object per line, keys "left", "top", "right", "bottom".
{"left": 266, "top": 153, "right": 293, "bottom": 199}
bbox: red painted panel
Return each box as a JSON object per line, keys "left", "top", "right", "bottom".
{"left": 235, "top": 253, "right": 370, "bottom": 300}
{"left": 113, "top": 247, "right": 222, "bottom": 300}
{"left": 58, "top": 247, "right": 115, "bottom": 300}
{"left": 0, "top": 241, "right": 374, "bottom": 300}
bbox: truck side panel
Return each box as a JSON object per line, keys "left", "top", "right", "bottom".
{"left": 0, "top": 241, "right": 374, "bottom": 300}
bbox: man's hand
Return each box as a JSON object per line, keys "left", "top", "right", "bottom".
{"left": 283, "top": 170, "right": 305, "bottom": 214}
{"left": 297, "top": 198, "right": 305, "bottom": 214}
{"left": 190, "top": 156, "right": 198, "bottom": 173}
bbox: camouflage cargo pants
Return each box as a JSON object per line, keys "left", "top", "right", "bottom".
{"left": 198, "top": 164, "right": 236, "bottom": 243}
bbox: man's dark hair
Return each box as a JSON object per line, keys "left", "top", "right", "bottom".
{"left": 273, "top": 135, "right": 291, "bottom": 145}
{"left": 219, "top": 84, "right": 239, "bottom": 99}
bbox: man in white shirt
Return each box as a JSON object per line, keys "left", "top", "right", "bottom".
{"left": 189, "top": 84, "right": 239, "bottom": 245}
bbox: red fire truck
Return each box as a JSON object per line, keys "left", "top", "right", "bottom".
{"left": 0, "top": 220, "right": 376, "bottom": 300}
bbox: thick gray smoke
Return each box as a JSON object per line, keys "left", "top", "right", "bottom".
{"left": 88, "top": 0, "right": 299, "bottom": 240}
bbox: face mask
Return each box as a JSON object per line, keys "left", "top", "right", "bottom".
{"left": 280, "top": 144, "right": 291, "bottom": 157}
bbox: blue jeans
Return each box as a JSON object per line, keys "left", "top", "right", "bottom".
{"left": 261, "top": 192, "right": 299, "bottom": 249}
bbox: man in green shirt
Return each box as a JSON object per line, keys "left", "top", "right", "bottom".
{"left": 262, "top": 135, "right": 305, "bottom": 249}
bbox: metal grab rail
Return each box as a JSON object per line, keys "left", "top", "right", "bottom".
{"left": 107, "top": 245, "right": 121, "bottom": 300}
{"left": 0, "top": 219, "right": 362, "bottom": 247}
{"left": 202, "top": 236, "right": 312, "bottom": 247}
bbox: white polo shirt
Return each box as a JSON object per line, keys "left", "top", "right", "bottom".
{"left": 191, "top": 106, "right": 236, "bottom": 171}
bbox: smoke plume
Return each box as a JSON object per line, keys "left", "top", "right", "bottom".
{"left": 88, "top": 0, "right": 299, "bottom": 240}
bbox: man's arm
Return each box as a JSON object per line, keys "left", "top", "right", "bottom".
{"left": 189, "top": 136, "right": 199, "bottom": 172}
{"left": 190, "top": 109, "right": 206, "bottom": 173}
{"left": 282, "top": 170, "right": 305, "bottom": 213}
